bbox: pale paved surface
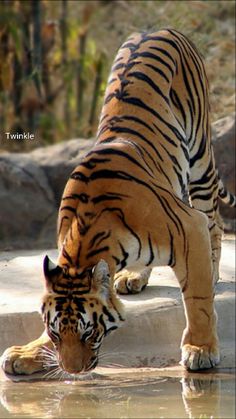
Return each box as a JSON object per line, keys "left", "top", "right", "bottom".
{"left": 0, "top": 237, "right": 235, "bottom": 376}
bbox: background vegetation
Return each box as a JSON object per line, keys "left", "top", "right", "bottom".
{"left": 0, "top": 0, "right": 235, "bottom": 152}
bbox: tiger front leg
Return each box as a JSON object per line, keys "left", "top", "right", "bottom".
{"left": 1, "top": 331, "right": 54, "bottom": 375}
{"left": 174, "top": 211, "right": 220, "bottom": 371}
{"left": 114, "top": 267, "right": 152, "bottom": 294}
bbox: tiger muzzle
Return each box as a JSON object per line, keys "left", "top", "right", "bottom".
{"left": 58, "top": 338, "right": 95, "bottom": 374}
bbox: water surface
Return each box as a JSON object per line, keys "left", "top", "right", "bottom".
{"left": 0, "top": 370, "right": 235, "bottom": 418}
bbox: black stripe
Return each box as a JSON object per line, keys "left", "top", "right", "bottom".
{"left": 120, "top": 95, "right": 186, "bottom": 143}
{"left": 144, "top": 63, "right": 169, "bottom": 83}
{"left": 173, "top": 166, "right": 186, "bottom": 198}
{"left": 86, "top": 246, "right": 110, "bottom": 259}
{"left": 58, "top": 215, "right": 69, "bottom": 235}
{"left": 190, "top": 134, "right": 207, "bottom": 168}
{"left": 99, "top": 206, "right": 142, "bottom": 260}
{"left": 131, "top": 51, "right": 174, "bottom": 76}
{"left": 89, "top": 231, "right": 111, "bottom": 249}
{"left": 127, "top": 70, "right": 169, "bottom": 104}
{"left": 103, "top": 306, "right": 115, "bottom": 322}
{"left": 62, "top": 194, "right": 81, "bottom": 201}
{"left": 152, "top": 122, "right": 178, "bottom": 147}
{"left": 70, "top": 171, "right": 89, "bottom": 183}
{"left": 109, "top": 125, "right": 164, "bottom": 162}
{"left": 180, "top": 51, "right": 196, "bottom": 115}
{"left": 62, "top": 248, "right": 73, "bottom": 265}
{"left": 160, "top": 143, "right": 182, "bottom": 171}
{"left": 190, "top": 186, "right": 218, "bottom": 202}
{"left": 107, "top": 77, "right": 117, "bottom": 85}
{"left": 98, "top": 136, "right": 162, "bottom": 176}
{"left": 89, "top": 231, "right": 107, "bottom": 249}
{"left": 92, "top": 194, "right": 124, "bottom": 204}
{"left": 148, "top": 45, "right": 176, "bottom": 66}
{"left": 190, "top": 176, "right": 218, "bottom": 196}
{"left": 190, "top": 160, "right": 214, "bottom": 186}
{"left": 169, "top": 88, "right": 187, "bottom": 130}
{"left": 167, "top": 226, "right": 175, "bottom": 267}
{"left": 158, "top": 195, "right": 181, "bottom": 235}
{"left": 186, "top": 98, "right": 194, "bottom": 144}
{"left": 218, "top": 188, "right": 227, "bottom": 198}
{"left": 121, "top": 41, "right": 139, "bottom": 52}
{"left": 146, "top": 234, "right": 154, "bottom": 266}
{"left": 73, "top": 297, "right": 86, "bottom": 313}
{"left": 118, "top": 241, "right": 129, "bottom": 270}
{"left": 110, "top": 114, "right": 156, "bottom": 134}
{"left": 88, "top": 147, "right": 155, "bottom": 178}
{"left": 229, "top": 194, "right": 236, "bottom": 206}
{"left": 60, "top": 205, "right": 76, "bottom": 214}
{"left": 81, "top": 157, "right": 110, "bottom": 170}
{"left": 99, "top": 314, "right": 107, "bottom": 334}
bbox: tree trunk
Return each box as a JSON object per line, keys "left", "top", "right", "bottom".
{"left": 77, "top": 31, "right": 87, "bottom": 128}
{"left": 31, "top": 0, "right": 43, "bottom": 132}
{"left": 88, "top": 54, "right": 104, "bottom": 136}
{"left": 60, "top": 0, "right": 70, "bottom": 132}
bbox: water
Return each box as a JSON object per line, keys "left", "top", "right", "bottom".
{"left": 0, "top": 370, "right": 235, "bottom": 418}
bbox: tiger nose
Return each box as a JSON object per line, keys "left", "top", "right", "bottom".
{"left": 60, "top": 361, "right": 83, "bottom": 374}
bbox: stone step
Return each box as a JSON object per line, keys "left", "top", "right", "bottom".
{"left": 0, "top": 238, "right": 235, "bottom": 370}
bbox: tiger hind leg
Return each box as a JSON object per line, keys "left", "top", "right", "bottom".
{"left": 114, "top": 267, "right": 152, "bottom": 294}
{"left": 209, "top": 212, "right": 224, "bottom": 284}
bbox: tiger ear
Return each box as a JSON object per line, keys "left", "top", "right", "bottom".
{"left": 91, "top": 260, "right": 111, "bottom": 299}
{"left": 43, "top": 255, "right": 62, "bottom": 290}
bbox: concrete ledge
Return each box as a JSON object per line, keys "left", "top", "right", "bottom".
{"left": 0, "top": 237, "right": 235, "bottom": 369}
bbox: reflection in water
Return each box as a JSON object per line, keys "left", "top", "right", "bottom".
{"left": 182, "top": 377, "right": 221, "bottom": 418}
{"left": 0, "top": 372, "right": 235, "bottom": 418}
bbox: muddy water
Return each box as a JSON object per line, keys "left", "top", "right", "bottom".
{"left": 0, "top": 370, "right": 235, "bottom": 418}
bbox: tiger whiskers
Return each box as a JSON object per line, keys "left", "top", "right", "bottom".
{"left": 37, "top": 347, "right": 79, "bottom": 381}
{"left": 43, "top": 366, "right": 64, "bottom": 381}
{"left": 98, "top": 351, "right": 126, "bottom": 369}
{"left": 37, "top": 346, "right": 59, "bottom": 371}
{"left": 37, "top": 346, "right": 126, "bottom": 380}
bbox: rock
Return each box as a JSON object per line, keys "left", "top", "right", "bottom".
{"left": 0, "top": 153, "right": 56, "bottom": 250}
{"left": 30, "top": 139, "right": 94, "bottom": 206}
{"left": 0, "top": 139, "right": 94, "bottom": 250}
{"left": 212, "top": 113, "right": 236, "bottom": 231}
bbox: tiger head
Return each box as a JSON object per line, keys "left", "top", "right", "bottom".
{"left": 41, "top": 256, "right": 124, "bottom": 374}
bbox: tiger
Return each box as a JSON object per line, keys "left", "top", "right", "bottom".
{"left": 1, "top": 28, "right": 235, "bottom": 376}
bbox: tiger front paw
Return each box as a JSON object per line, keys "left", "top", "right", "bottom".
{"left": 114, "top": 269, "right": 150, "bottom": 294}
{"left": 1, "top": 345, "right": 45, "bottom": 375}
{"left": 181, "top": 343, "right": 220, "bottom": 371}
